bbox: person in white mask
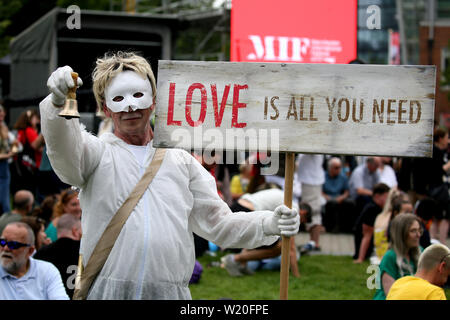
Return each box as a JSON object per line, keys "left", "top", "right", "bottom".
{"left": 40, "top": 51, "right": 299, "bottom": 300}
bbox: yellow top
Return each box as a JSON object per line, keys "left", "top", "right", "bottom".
{"left": 373, "top": 228, "right": 389, "bottom": 260}
{"left": 373, "top": 212, "right": 391, "bottom": 260}
{"left": 387, "top": 276, "right": 447, "bottom": 300}
{"left": 230, "top": 175, "right": 244, "bottom": 195}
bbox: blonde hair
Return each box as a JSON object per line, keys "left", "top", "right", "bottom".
{"left": 92, "top": 51, "right": 157, "bottom": 112}
{"left": 389, "top": 213, "right": 422, "bottom": 276}
{"left": 375, "top": 188, "right": 409, "bottom": 228}
{"left": 418, "top": 243, "right": 450, "bottom": 271}
{"left": 374, "top": 188, "right": 398, "bottom": 230}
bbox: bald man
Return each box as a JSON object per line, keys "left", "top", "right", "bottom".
{"left": 35, "top": 214, "right": 81, "bottom": 298}
{"left": 0, "top": 222, "right": 68, "bottom": 299}
{"left": 0, "top": 190, "right": 34, "bottom": 235}
{"left": 387, "top": 243, "right": 450, "bottom": 300}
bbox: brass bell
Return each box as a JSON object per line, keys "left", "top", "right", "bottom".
{"left": 59, "top": 72, "right": 81, "bottom": 119}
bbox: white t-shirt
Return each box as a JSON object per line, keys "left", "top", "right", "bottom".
{"left": 127, "top": 144, "right": 149, "bottom": 167}
{"left": 241, "top": 188, "right": 299, "bottom": 211}
{"left": 378, "top": 164, "right": 398, "bottom": 188}
{"left": 264, "top": 174, "right": 302, "bottom": 199}
{"left": 296, "top": 154, "right": 325, "bottom": 185}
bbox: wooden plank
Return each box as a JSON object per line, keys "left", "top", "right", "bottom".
{"left": 154, "top": 60, "right": 436, "bottom": 157}
{"left": 280, "top": 152, "right": 295, "bottom": 300}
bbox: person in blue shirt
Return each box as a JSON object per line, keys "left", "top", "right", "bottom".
{"left": 0, "top": 221, "right": 68, "bottom": 300}
{"left": 322, "top": 157, "right": 356, "bottom": 233}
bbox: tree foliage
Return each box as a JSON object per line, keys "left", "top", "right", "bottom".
{"left": 56, "top": 0, "right": 110, "bottom": 10}
{"left": 0, "top": 0, "right": 228, "bottom": 60}
{"left": 0, "top": 0, "right": 29, "bottom": 57}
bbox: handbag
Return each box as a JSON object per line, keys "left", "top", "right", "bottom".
{"left": 72, "top": 148, "right": 166, "bottom": 300}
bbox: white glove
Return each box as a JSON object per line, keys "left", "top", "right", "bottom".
{"left": 47, "top": 66, "right": 83, "bottom": 106}
{"left": 263, "top": 205, "right": 300, "bottom": 237}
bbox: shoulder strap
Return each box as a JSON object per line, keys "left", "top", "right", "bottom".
{"left": 73, "top": 148, "right": 166, "bottom": 300}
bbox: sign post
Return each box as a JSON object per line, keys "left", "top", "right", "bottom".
{"left": 153, "top": 60, "right": 436, "bottom": 299}
{"left": 280, "top": 152, "right": 295, "bottom": 300}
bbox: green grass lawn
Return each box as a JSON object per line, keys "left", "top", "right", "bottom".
{"left": 190, "top": 252, "right": 450, "bottom": 300}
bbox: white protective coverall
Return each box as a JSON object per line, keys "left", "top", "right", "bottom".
{"left": 39, "top": 95, "right": 279, "bottom": 299}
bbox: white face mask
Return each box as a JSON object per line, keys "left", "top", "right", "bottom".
{"left": 104, "top": 70, "right": 153, "bottom": 113}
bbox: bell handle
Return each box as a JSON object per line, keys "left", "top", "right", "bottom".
{"left": 67, "top": 72, "right": 78, "bottom": 100}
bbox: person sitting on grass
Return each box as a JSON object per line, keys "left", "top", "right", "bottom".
{"left": 230, "top": 159, "right": 252, "bottom": 202}
{"left": 372, "top": 188, "right": 412, "bottom": 264}
{"left": 0, "top": 222, "right": 68, "bottom": 299}
{"left": 221, "top": 189, "right": 307, "bottom": 278}
{"left": 373, "top": 213, "right": 423, "bottom": 300}
{"left": 353, "top": 183, "right": 390, "bottom": 264}
{"left": 387, "top": 243, "right": 449, "bottom": 300}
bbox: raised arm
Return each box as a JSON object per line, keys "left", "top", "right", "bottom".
{"left": 186, "top": 152, "right": 299, "bottom": 249}
{"left": 40, "top": 66, "right": 105, "bottom": 188}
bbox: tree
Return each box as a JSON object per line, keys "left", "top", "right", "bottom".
{"left": 0, "top": 0, "right": 229, "bottom": 60}
{"left": 0, "top": 0, "right": 28, "bottom": 57}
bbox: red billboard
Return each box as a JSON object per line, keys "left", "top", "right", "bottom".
{"left": 230, "top": 0, "right": 357, "bottom": 64}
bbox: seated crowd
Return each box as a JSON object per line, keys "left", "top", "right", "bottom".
{"left": 1, "top": 125, "right": 450, "bottom": 300}
{"left": 194, "top": 126, "right": 450, "bottom": 300}
{"left": 0, "top": 187, "right": 81, "bottom": 299}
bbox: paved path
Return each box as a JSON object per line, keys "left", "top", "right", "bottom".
{"left": 295, "top": 232, "right": 450, "bottom": 256}
{"left": 295, "top": 232, "right": 354, "bottom": 256}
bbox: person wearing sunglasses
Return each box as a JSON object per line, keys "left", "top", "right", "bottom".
{"left": 0, "top": 222, "right": 68, "bottom": 299}
{"left": 387, "top": 243, "right": 450, "bottom": 300}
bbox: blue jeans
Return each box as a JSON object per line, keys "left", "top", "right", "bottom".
{"left": 247, "top": 255, "right": 282, "bottom": 271}
{"left": 0, "top": 160, "right": 11, "bottom": 214}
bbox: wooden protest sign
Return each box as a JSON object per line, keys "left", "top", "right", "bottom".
{"left": 153, "top": 60, "right": 436, "bottom": 300}
{"left": 154, "top": 60, "right": 435, "bottom": 157}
